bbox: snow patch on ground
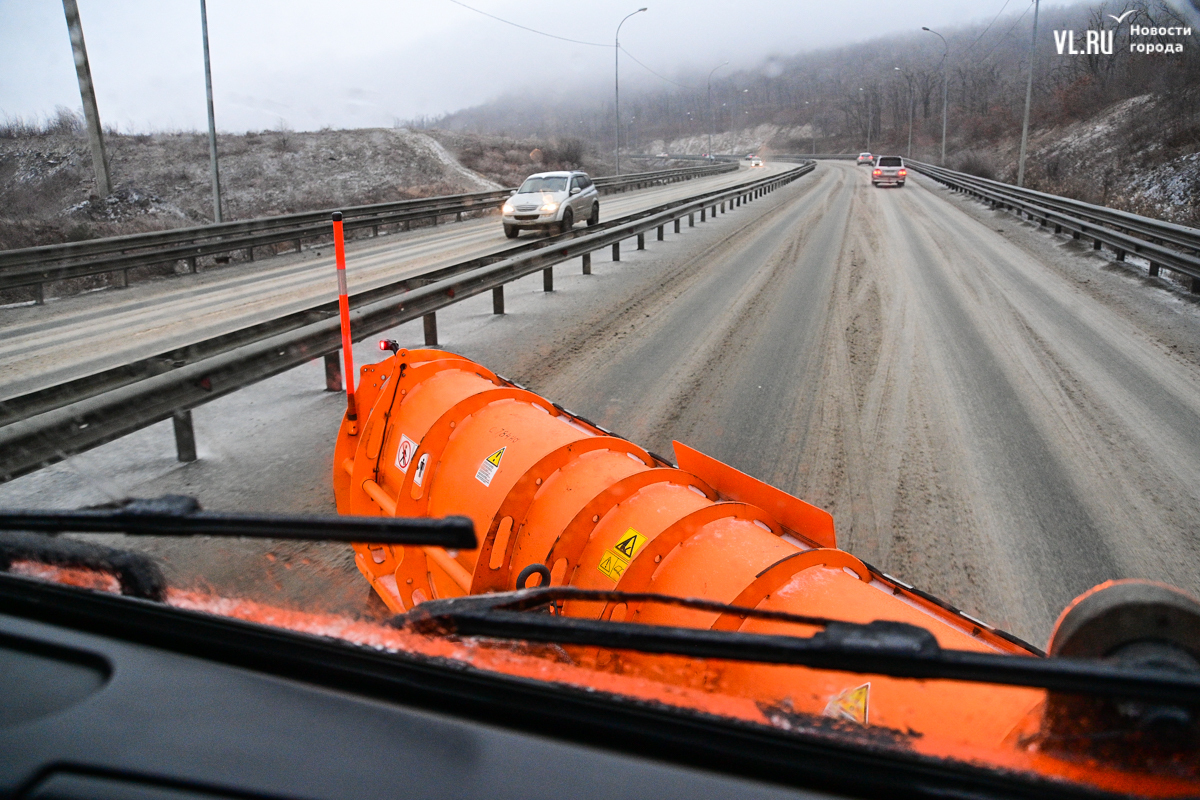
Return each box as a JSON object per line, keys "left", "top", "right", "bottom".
{"left": 408, "top": 132, "right": 504, "bottom": 191}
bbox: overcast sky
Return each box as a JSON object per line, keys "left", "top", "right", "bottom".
{"left": 1, "top": 0, "right": 1046, "bottom": 133}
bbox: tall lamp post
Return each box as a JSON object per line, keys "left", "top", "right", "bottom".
{"left": 896, "top": 66, "right": 914, "bottom": 159}
{"left": 707, "top": 61, "right": 728, "bottom": 157}
{"left": 614, "top": 7, "right": 647, "bottom": 176}
{"left": 922, "top": 27, "right": 949, "bottom": 165}
{"left": 1017, "top": 0, "right": 1041, "bottom": 187}
{"left": 859, "top": 88, "right": 871, "bottom": 152}
{"left": 805, "top": 100, "right": 816, "bottom": 154}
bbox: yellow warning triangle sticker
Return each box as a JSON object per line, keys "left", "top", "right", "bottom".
{"left": 486, "top": 447, "right": 506, "bottom": 467}
{"left": 823, "top": 682, "right": 870, "bottom": 725}
{"left": 613, "top": 534, "right": 638, "bottom": 558}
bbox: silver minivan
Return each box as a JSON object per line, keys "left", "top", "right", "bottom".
{"left": 501, "top": 171, "right": 599, "bottom": 238}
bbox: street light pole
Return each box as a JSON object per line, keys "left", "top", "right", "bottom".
{"left": 923, "top": 27, "right": 949, "bottom": 164}
{"left": 805, "top": 100, "right": 815, "bottom": 154}
{"left": 614, "top": 7, "right": 647, "bottom": 176}
{"left": 860, "top": 87, "right": 871, "bottom": 152}
{"left": 200, "top": 0, "right": 223, "bottom": 223}
{"left": 1017, "top": 0, "right": 1041, "bottom": 187}
{"left": 897, "top": 66, "right": 914, "bottom": 158}
{"left": 707, "top": 61, "right": 728, "bottom": 158}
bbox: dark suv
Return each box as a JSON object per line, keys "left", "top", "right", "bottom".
{"left": 871, "top": 156, "right": 907, "bottom": 187}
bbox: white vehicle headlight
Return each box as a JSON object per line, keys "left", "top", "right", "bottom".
{"left": 502, "top": 203, "right": 515, "bottom": 214}
{"left": 540, "top": 202, "right": 558, "bottom": 213}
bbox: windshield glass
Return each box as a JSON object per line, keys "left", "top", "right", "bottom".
{"left": 3, "top": 1, "right": 1200, "bottom": 796}
{"left": 518, "top": 176, "right": 567, "bottom": 193}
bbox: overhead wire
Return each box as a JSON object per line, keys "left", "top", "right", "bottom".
{"left": 620, "top": 46, "right": 697, "bottom": 90}
{"left": 444, "top": 0, "right": 700, "bottom": 92}
{"left": 446, "top": 0, "right": 607, "bottom": 47}
{"left": 960, "top": 0, "right": 1015, "bottom": 55}
{"left": 976, "top": 0, "right": 1035, "bottom": 64}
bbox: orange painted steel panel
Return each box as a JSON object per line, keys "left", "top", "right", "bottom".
{"left": 336, "top": 349, "right": 1152, "bottom": 776}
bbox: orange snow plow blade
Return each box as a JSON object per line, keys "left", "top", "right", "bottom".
{"left": 334, "top": 348, "right": 1200, "bottom": 796}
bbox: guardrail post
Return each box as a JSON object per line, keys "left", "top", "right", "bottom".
{"left": 187, "top": 257, "right": 198, "bottom": 273}
{"left": 582, "top": 253, "right": 591, "bottom": 275}
{"left": 1149, "top": 262, "right": 1160, "bottom": 277}
{"left": 1093, "top": 239, "right": 1102, "bottom": 250}
{"left": 456, "top": 212, "right": 463, "bottom": 222}
{"left": 720, "top": 201, "right": 725, "bottom": 214}
{"left": 612, "top": 242, "right": 621, "bottom": 261}
{"left": 700, "top": 208, "right": 706, "bottom": 222}
{"left": 674, "top": 219, "right": 681, "bottom": 234}
{"left": 1192, "top": 277, "right": 1200, "bottom": 294}
{"left": 372, "top": 225, "right": 379, "bottom": 237}
{"left": 637, "top": 233, "right": 645, "bottom": 250}
{"left": 688, "top": 213, "right": 695, "bottom": 227}
{"left": 493, "top": 286, "right": 505, "bottom": 314}
{"left": 324, "top": 353, "right": 342, "bottom": 391}
{"left": 1116, "top": 249, "right": 1126, "bottom": 262}
{"left": 657, "top": 225, "right": 664, "bottom": 241}
{"left": 543, "top": 267, "right": 553, "bottom": 291}
{"left": 172, "top": 410, "right": 197, "bottom": 463}
{"left": 1054, "top": 223, "right": 1061, "bottom": 234}
{"left": 244, "top": 247, "right": 254, "bottom": 262}
{"left": 424, "top": 312, "right": 438, "bottom": 346}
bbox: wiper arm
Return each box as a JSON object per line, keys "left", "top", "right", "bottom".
{"left": 403, "top": 587, "right": 1200, "bottom": 705}
{"left": 0, "top": 494, "right": 476, "bottom": 547}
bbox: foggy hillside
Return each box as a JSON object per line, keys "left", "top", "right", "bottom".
{"left": 431, "top": 0, "right": 1200, "bottom": 223}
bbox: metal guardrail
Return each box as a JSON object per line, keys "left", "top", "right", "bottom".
{"left": 910, "top": 161, "right": 1200, "bottom": 293}
{"left": 0, "top": 162, "right": 738, "bottom": 300}
{"left": 770, "top": 154, "right": 858, "bottom": 161}
{"left": 0, "top": 162, "right": 814, "bottom": 482}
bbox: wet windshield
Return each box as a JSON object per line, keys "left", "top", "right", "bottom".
{"left": 2, "top": 0, "right": 1200, "bottom": 796}
{"left": 518, "top": 176, "right": 568, "bottom": 193}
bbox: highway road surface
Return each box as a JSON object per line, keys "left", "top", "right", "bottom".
{"left": 3, "top": 159, "right": 1199, "bottom": 647}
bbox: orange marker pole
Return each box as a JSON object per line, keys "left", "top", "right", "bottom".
{"left": 332, "top": 212, "right": 356, "bottom": 420}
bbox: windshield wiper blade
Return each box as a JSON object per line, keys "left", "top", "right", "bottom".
{"left": 402, "top": 587, "right": 1200, "bottom": 705}
{"left": 0, "top": 494, "right": 476, "bottom": 548}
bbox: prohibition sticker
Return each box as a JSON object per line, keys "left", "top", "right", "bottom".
{"left": 596, "top": 528, "right": 649, "bottom": 582}
{"left": 413, "top": 453, "right": 429, "bottom": 487}
{"left": 823, "top": 682, "right": 870, "bottom": 725}
{"left": 475, "top": 447, "right": 506, "bottom": 487}
{"left": 395, "top": 434, "right": 418, "bottom": 473}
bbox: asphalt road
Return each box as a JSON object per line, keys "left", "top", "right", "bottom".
{"left": 4, "top": 159, "right": 1200, "bottom": 647}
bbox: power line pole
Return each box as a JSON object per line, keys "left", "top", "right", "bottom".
{"left": 61, "top": 0, "right": 110, "bottom": 197}
{"left": 1017, "top": 0, "right": 1041, "bottom": 187}
{"left": 200, "top": 0, "right": 223, "bottom": 223}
